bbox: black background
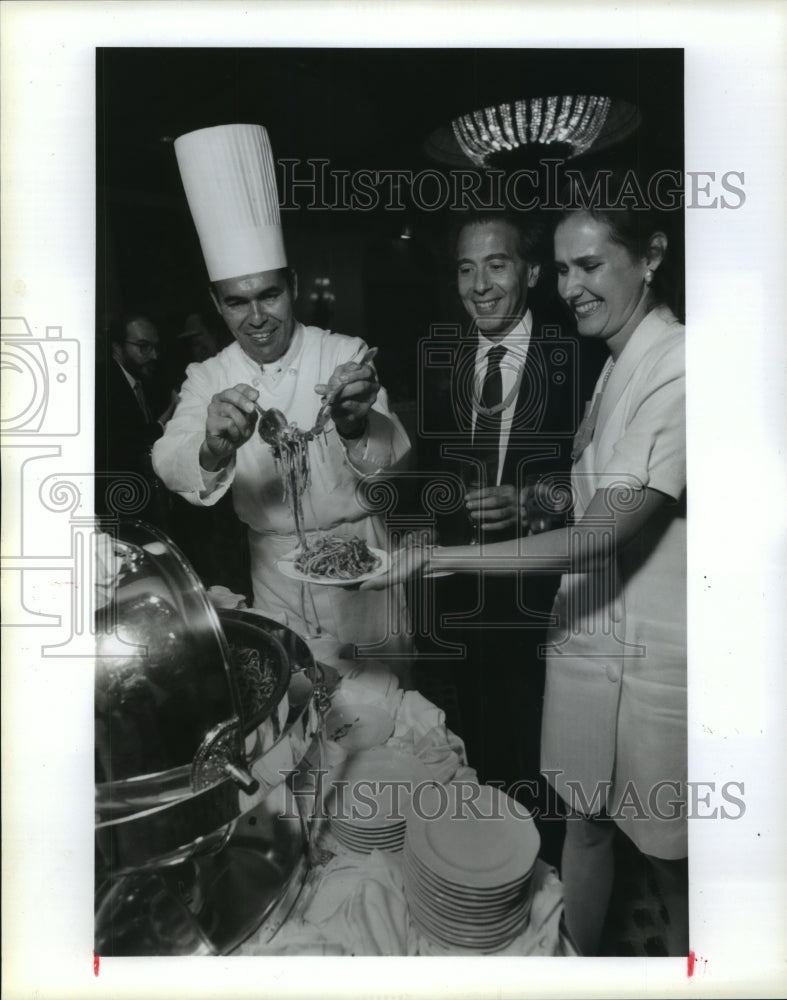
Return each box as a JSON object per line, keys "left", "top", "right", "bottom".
{"left": 97, "top": 47, "right": 684, "bottom": 400}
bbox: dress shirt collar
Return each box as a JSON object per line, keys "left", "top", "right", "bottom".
{"left": 475, "top": 310, "right": 532, "bottom": 367}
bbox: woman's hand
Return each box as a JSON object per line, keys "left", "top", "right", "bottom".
{"left": 359, "top": 542, "right": 430, "bottom": 591}
{"left": 361, "top": 485, "right": 671, "bottom": 586}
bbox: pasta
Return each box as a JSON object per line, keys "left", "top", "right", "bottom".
{"left": 270, "top": 423, "right": 311, "bottom": 547}
{"left": 230, "top": 643, "right": 278, "bottom": 717}
{"left": 294, "top": 534, "right": 381, "bottom": 580}
{"left": 260, "top": 351, "right": 385, "bottom": 580}
{"left": 262, "top": 348, "right": 380, "bottom": 550}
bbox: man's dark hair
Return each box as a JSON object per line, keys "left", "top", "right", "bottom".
{"left": 107, "top": 313, "right": 153, "bottom": 346}
{"left": 452, "top": 209, "right": 549, "bottom": 267}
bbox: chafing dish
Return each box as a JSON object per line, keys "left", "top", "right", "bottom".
{"left": 94, "top": 521, "right": 327, "bottom": 955}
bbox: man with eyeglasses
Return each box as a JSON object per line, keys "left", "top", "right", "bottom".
{"left": 95, "top": 314, "right": 178, "bottom": 528}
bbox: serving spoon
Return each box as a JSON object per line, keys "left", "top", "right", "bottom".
{"left": 254, "top": 403, "right": 289, "bottom": 447}
{"left": 254, "top": 347, "right": 380, "bottom": 446}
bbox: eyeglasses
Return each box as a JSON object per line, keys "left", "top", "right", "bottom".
{"left": 125, "top": 339, "right": 159, "bottom": 357}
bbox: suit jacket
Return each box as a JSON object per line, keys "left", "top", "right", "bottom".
{"left": 412, "top": 310, "right": 602, "bottom": 799}
{"left": 420, "top": 311, "right": 600, "bottom": 555}
{"left": 95, "top": 360, "right": 168, "bottom": 524}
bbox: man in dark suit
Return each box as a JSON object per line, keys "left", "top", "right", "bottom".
{"left": 418, "top": 210, "right": 601, "bottom": 865}
{"left": 95, "top": 315, "right": 178, "bottom": 529}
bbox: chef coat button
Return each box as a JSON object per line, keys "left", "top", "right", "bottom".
{"left": 606, "top": 664, "right": 620, "bottom": 683}
{"left": 252, "top": 378, "right": 261, "bottom": 387}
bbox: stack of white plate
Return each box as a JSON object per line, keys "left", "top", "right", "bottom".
{"left": 403, "top": 783, "right": 540, "bottom": 952}
{"left": 327, "top": 748, "right": 435, "bottom": 854}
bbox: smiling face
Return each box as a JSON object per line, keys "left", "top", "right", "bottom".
{"left": 210, "top": 269, "right": 296, "bottom": 365}
{"left": 456, "top": 220, "right": 540, "bottom": 340}
{"left": 554, "top": 212, "right": 656, "bottom": 357}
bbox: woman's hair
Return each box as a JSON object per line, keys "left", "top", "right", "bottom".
{"left": 555, "top": 170, "right": 683, "bottom": 317}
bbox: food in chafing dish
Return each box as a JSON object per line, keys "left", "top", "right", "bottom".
{"left": 294, "top": 534, "right": 382, "bottom": 580}
{"left": 229, "top": 643, "right": 278, "bottom": 717}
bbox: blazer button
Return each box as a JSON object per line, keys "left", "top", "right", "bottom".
{"left": 606, "top": 664, "right": 620, "bottom": 683}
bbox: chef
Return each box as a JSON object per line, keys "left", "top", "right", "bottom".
{"left": 152, "top": 124, "right": 411, "bottom": 659}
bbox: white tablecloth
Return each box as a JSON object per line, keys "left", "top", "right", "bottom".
{"left": 235, "top": 658, "right": 574, "bottom": 957}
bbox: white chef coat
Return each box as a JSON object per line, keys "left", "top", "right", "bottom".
{"left": 152, "top": 324, "right": 412, "bottom": 655}
{"left": 541, "top": 306, "right": 687, "bottom": 859}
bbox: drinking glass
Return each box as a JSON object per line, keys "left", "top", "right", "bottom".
{"left": 521, "top": 473, "right": 568, "bottom": 535}
{"left": 458, "top": 461, "right": 485, "bottom": 545}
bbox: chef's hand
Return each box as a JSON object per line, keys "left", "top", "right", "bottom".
{"left": 200, "top": 383, "right": 259, "bottom": 471}
{"left": 359, "top": 542, "right": 430, "bottom": 591}
{"left": 465, "top": 484, "right": 519, "bottom": 533}
{"left": 315, "top": 356, "right": 379, "bottom": 439}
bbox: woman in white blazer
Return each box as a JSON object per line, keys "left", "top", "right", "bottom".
{"left": 542, "top": 205, "right": 686, "bottom": 956}
{"left": 366, "top": 192, "right": 687, "bottom": 955}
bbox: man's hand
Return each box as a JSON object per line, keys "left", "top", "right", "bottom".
{"left": 158, "top": 389, "right": 180, "bottom": 429}
{"left": 314, "top": 355, "right": 379, "bottom": 439}
{"left": 199, "top": 383, "right": 259, "bottom": 471}
{"left": 465, "top": 484, "right": 519, "bottom": 533}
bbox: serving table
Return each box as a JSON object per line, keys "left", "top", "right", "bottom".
{"left": 232, "top": 645, "right": 576, "bottom": 957}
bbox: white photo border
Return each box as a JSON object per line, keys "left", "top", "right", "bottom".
{"left": 1, "top": 1, "right": 786, "bottom": 998}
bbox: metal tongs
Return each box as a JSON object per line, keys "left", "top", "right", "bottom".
{"left": 255, "top": 347, "right": 380, "bottom": 447}
{"left": 254, "top": 347, "right": 380, "bottom": 553}
{"left": 309, "top": 347, "right": 379, "bottom": 438}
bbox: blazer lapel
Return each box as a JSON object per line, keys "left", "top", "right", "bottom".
{"left": 449, "top": 338, "right": 480, "bottom": 437}
{"left": 512, "top": 335, "right": 547, "bottom": 432}
{"left": 594, "top": 306, "right": 675, "bottom": 440}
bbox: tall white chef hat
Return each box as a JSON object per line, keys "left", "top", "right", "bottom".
{"left": 174, "top": 124, "right": 287, "bottom": 282}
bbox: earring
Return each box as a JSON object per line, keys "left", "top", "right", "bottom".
{"left": 644, "top": 269, "right": 653, "bottom": 286}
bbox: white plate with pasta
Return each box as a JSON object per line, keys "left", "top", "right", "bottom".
{"left": 277, "top": 535, "right": 390, "bottom": 587}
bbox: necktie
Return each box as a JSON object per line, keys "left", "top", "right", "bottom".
{"left": 472, "top": 344, "right": 506, "bottom": 486}
{"left": 133, "top": 380, "right": 153, "bottom": 423}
